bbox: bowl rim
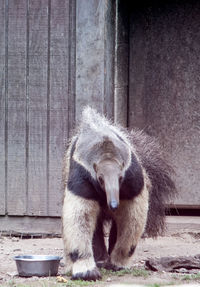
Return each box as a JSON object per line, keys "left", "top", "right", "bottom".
{"left": 14, "top": 255, "right": 63, "bottom": 261}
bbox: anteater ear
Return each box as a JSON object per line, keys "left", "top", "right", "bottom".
{"left": 93, "top": 163, "right": 97, "bottom": 173}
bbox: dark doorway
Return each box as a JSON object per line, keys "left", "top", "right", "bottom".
{"left": 128, "top": 1, "right": 200, "bottom": 207}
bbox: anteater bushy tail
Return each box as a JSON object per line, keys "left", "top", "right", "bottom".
{"left": 130, "top": 129, "right": 177, "bottom": 237}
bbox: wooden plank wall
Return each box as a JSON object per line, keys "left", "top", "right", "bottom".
{"left": 128, "top": 1, "right": 200, "bottom": 208}
{"left": 49, "top": 0, "right": 69, "bottom": 216}
{"left": 0, "top": 0, "right": 117, "bottom": 234}
{"left": 114, "top": 0, "right": 129, "bottom": 126}
{"left": 0, "top": 0, "right": 71, "bottom": 218}
{"left": 7, "top": 0, "right": 27, "bottom": 215}
{"left": 75, "top": 0, "right": 115, "bottom": 121}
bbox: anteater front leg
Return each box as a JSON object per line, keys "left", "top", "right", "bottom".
{"left": 62, "top": 189, "right": 101, "bottom": 281}
{"left": 110, "top": 186, "right": 149, "bottom": 269}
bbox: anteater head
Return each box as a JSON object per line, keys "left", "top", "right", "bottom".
{"left": 93, "top": 159, "right": 124, "bottom": 211}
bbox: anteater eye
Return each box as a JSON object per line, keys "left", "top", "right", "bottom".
{"left": 98, "top": 176, "right": 104, "bottom": 187}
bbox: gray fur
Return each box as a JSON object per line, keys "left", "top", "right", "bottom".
{"left": 130, "top": 129, "right": 177, "bottom": 236}
{"left": 73, "top": 106, "right": 132, "bottom": 179}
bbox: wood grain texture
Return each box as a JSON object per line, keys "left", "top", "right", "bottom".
{"left": 0, "top": 215, "right": 61, "bottom": 236}
{"left": 1, "top": 215, "right": 200, "bottom": 237}
{"left": 27, "top": 0, "right": 49, "bottom": 216}
{"left": 146, "top": 254, "right": 200, "bottom": 272}
{"left": 0, "top": 0, "right": 75, "bottom": 222}
{"left": 129, "top": 1, "right": 200, "bottom": 207}
{"left": 166, "top": 216, "right": 200, "bottom": 233}
{"left": 7, "top": 0, "right": 26, "bottom": 215}
{"left": 48, "top": 0, "right": 70, "bottom": 216}
{"left": 0, "top": 0, "right": 5, "bottom": 215}
{"left": 75, "top": 0, "right": 105, "bottom": 120}
{"left": 114, "top": 0, "right": 129, "bottom": 126}
{"left": 67, "top": 0, "right": 76, "bottom": 136}
{"left": 103, "top": 0, "right": 115, "bottom": 119}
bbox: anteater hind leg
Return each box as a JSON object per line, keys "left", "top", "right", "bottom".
{"left": 92, "top": 216, "right": 109, "bottom": 267}
{"left": 110, "top": 186, "right": 149, "bottom": 269}
{"left": 62, "top": 189, "right": 101, "bottom": 281}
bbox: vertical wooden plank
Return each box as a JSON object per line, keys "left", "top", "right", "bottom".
{"left": 7, "top": 0, "right": 26, "bottom": 215}
{"left": 0, "top": 0, "right": 5, "bottom": 215}
{"left": 27, "top": 0, "right": 48, "bottom": 216}
{"left": 76, "top": 0, "right": 105, "bottom": 120}
{"left": 76, "top": 0, "right": 116, "bottom": 121}
{"left": 129, "top": 1, "right": 200, "bottom": 207}
{"left": 114, "top": 0, "right": 129, "bottom": 126}
{"left": 68, "top": 0, "right": 76, "bottom": 135}
{"left": 48, "top": 0, "right": 69, "bottom": 216}
{"left": 103, "top": 0, "right": 115, "bottom": 119}
{"left": 128, "top": 5, "right": 148, "bottom": 130}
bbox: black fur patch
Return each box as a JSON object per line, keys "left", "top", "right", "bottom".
{"left": 102, "top": 260, "right": 123, "bottom": 271}
{"left": 93, "top": 215, "right": 108, "bottom": 262}
{"left": 108, "top": 220, "right": 117, "bottom": 255}
{"left": 72, "top": 267, "right": 102, "bottom": 281}
{"left": 69, "top": 250, "right": 91, "bottom": 262}
{"left": 68, "top": 159, "right": 107, "bottom": 204}
{"left": 68, "top": 141, "right": 144, "bottom": 203}
{"left": 67, "top": 140, "right": 107, "bottom": 205}
{"left": 69, "top": 250, "right": 80, "bottom": 262}
{"left": 120, "top": 153, "right": 144, "bottom": 200}
{"left": 128, "top": 245, "right": 136, "bottom": 257}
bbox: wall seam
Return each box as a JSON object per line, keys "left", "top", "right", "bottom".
{"left": 4, "top": 0, "right": 9, "bottom": 215}
{"left": 68, "top": 0, "right": 76, "bottom": 136}
{"left": 47, "top": 0, "right": 51, "bottom": 216}
{"left": 25, "top": 0, "right": 30, "bottom": 215}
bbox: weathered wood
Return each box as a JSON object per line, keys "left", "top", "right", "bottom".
{"left": 0, "top": 0, "right": 6, "bottom": 215}
{"left": 114, "top": 0, "right": 129, "bottom": 126}
{"left": 67, "top": 0, "right": 76, "bottom": 136}
{"left": 27, "top": 0, "right": 49, "bottom": 216}
{"left": 103, "top": 0, "right": 115, "bottom": 119}
{"left": 75, "top": 0, "right": 105, "bottom": 119}
{"left": 166, "top": 216, "right": 200, "bottom": 234}
{"left": 128, "top": 6, "right": 147, "bottom": 130}
{"left": 7, "top": 0, "right": 26, "bottom": 215}
{"left": 0, "top": 215, "right": 61, "bottom": 236}
{"left": 48, "top": 0, "right": 69, "bottom": 216}
{"left": 129, "top": 1, "right": 200, "bottom": 207}
{"left": 0, "top": 215, "right": 200, "bottom": 237}
{"left": 146, "top": 255, "right": 200, "bottom": 272}
{"left": 1, "top": 0, "right": 73, "bottom": 220}
{"left": 75, "top": 0, "right": 117, "bottom": 121}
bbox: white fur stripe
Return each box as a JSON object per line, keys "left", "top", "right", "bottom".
{"left": 62, "top": 190, "right": 100, "bottom": 272}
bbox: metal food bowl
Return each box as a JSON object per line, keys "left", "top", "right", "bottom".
{"left": 14, "top": 255, "right": 62, "bottom": 277}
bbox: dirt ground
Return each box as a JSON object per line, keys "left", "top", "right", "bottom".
{"left": 1, "top": 230, "right": 200, "bottom": 286}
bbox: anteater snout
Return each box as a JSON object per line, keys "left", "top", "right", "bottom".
{"left": 109, "top": 200, "right": 119, "bottom": 211}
